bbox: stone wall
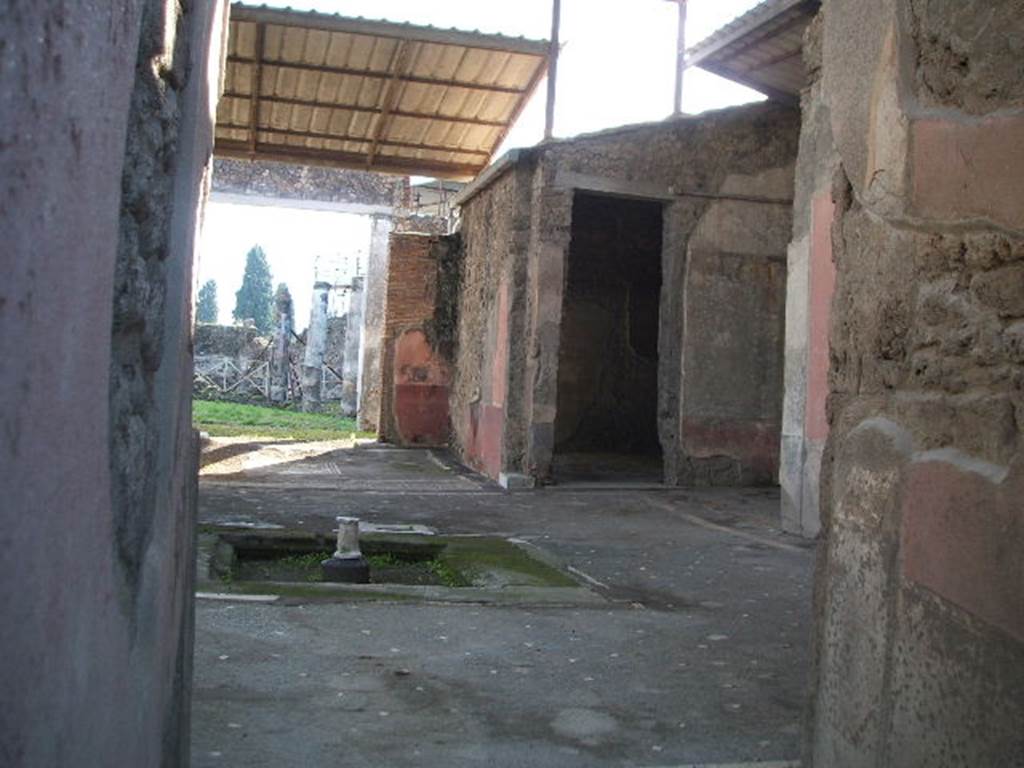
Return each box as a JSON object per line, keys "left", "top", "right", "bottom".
{"left": 358, "top": 215, "right": 395, "bottom": 431}
{"left": 0, "top": 0, "right": 226, "bottom": 764}
{"left": 377, "top": 233, "right": 452, "bottom": 446}
{"left": 805, "top": 1, "right": 1024, "bottom": 765}
{"left": 454, "top": 104, "right": 798, "bottom": 484}
{"left": 195, "top": 323, "right": 264, "bottom": 358}
{"left": 212, "top": 157, "right": 403, "bottom": 209}
{"left": 451, "top": 162, "right": 532, "bottom": 478}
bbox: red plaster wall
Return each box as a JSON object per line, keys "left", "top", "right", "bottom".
{"left": 901, "top": 459, "right": 1023, "bottom": 643}
{"left": 393, "top": 329, "right": 450, "bottom": 445}
{"left": 461, "top": 278, "right": 509, "bottom": 479}
{"left": 682, "top": 419, "right": 780, "bottom": 482}
{"left": 379, "top": 233, "right": 451, "bottom": 446}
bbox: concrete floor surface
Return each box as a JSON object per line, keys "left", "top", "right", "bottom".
{"left": 193, "top": 441, "right": 814, "bottom": 767}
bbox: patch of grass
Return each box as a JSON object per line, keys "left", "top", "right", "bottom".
{"left": 428, "top": 558, "right": 471, "bottom": 588}
{"left": 366, "top": 553, "right": 405, "bottom": 568}
{"left": 367, "top": 551, "right": 469, "bottom": 587}
{"left": 193, "top": 399, "right": 375, "bottom": 441}
{"left": 226, "top": 551, "right": 332, "bottom": 583}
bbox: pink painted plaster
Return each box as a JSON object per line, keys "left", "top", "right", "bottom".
{"left": 912, "top": 115, "right": 1024, "bottom": 231}
{"left": 901, "top": 460, "right": 1023, "bottom": 643}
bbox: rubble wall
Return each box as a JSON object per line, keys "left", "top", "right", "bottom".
{"left": 450, "top": 163, "right": 533, "bottom": 477}
{"left": 0, "top": 0, "right": 226, "bottom": 764}
{"left": 456, "top": 104, "right": 798, "bottom": 482}
{"left": 806, "top": 1, "right": 1024, "bottom": 765}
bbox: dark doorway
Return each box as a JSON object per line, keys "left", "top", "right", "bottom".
{"left": 552, "top": 192, "right": 664, "bottom": 483}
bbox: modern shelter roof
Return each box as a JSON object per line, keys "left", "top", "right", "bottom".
{"left": 685, "top": 0, "right": 820, "bottom": 105}
{"left": 216, "top": 3, "right": 550, "bottom": 180}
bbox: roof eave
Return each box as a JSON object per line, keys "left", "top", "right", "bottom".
{"left": 230, "top": 3, "right": 550, "bottom": 57}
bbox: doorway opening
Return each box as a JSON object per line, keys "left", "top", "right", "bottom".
{"left": 552, "top": 192, "right": 664, "bottom": 484}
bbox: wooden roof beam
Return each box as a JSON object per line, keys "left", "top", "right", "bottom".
{"left": 367, "top": 40, "right": 412, "bottom": 169}
{"left": 226, "top": 55, "right": 529, "bottom": 96}
{"left": 222, "top": 91, "right": 509, "bottom": 128}
{"left": 248, "top": 23, "right": 265, "bottom": 154}
{"left": 218, "top": 123, "right": 491, "bottom": 158}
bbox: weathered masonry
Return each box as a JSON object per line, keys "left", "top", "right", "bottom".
{"left": 450, "top": 103, "right": 799, "bottom": 486}
{"left": 792, "top": 2, "right": 1024, "bottom": 764}
{"left": 2, "top": 0, "right": 228, "bottom": 763}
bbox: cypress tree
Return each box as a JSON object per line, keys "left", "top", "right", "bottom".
{"left": 196, "top": 279, "right": 218, "bottom": 323}
{"left": 233, "top": 245, "right": 274, "bottom": 333}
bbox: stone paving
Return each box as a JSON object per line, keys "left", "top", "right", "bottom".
{"left": 193, "top": 440, "right": 815, "bottom": 767}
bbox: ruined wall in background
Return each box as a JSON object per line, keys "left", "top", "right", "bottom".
{"left": 193, "top": 324, "right": 270, "bottom": 402}
{"left": 0, "top": 0, "right": 227, "bottom": 764}
{"left": 515, "top": 105, "right": 798, "bottom": 483}
{"left": 808, "top": 1, "right": 1024, "bottom": 765}
{"left": 377, "top": 233, "right": 451, "bottom": 446}
{"left": 456, "top": 106, "right": 797, "bottom": 483}
{"left": 541, "top": 106, "right": 797, "bottom": 486}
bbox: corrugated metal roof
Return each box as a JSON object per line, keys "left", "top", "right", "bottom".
{"left": 685, "top": 0, "right": 820, "bottom": 105}
{"left": 215, "top": 3, "right": 550, "bottom": 180}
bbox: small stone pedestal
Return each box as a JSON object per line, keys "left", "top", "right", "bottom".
{"left": 321, "top": 516, "right": 370, "bottom": 583}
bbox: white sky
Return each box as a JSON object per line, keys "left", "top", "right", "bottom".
{"left": 197, "top": 0, "right": 765, "bottom": 329}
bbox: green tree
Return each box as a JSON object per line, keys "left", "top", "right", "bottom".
{"left": 196, "top": 279, "right": 218, "bottom": 324}
{"left": 233, "top": 245, "right": 274, "bottom": 333}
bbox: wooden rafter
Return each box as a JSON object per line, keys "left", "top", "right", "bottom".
{"left": 221, "top": 91, "right": 509, "bottom": 129}
{"left": 248, "top": 23, "right": 266, "bottom": 154}
{"left": 220, "top": 123, "right": 491, "bottom": 158}
{"left": 226, "top": 56, "right": 528, "bottom": 96}
{"left": 217, "top": 4, "right": 551, "bottom": 180}
{"left": 367, "top": 41, "right": 412, "bottom": 169}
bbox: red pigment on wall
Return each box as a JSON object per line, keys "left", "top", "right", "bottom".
{"left": 901, "top": 460, "right": 1023, "bottom": 643}
{"left": 393, "top": 329, "right": 450, "bottom": 446}
{"left": 682, "top": 419, "right": 780, "bottom": 479}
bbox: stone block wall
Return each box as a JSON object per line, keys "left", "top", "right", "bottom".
{"left": 805, "top": 1, "right": 1024, "bottom": 765}
{"left": 454, "top": 104, "right": 799, "bottom": 484}
{"left": 1, "top": 0, "right": 227, "bottom": 765}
